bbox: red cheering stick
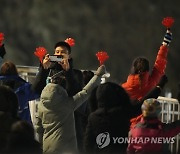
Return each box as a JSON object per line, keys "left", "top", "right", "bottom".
{"left": 34, "top": 47, "right": 47, "bottom": 63}
{"left": 65, "top": 37, "right": 75, "bottom": 46}
{"left": 0, "top": 32, "right": 4, "bottom": 46}
{"left": 162, "top": 17, "right": 174, "bottom": 29}
{"left": 96, "top": 51, "right": 109, "bottom": 65}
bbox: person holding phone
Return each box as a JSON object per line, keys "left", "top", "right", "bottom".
{"left": 32, "top": 41, "right": 83, "bottom": 97}
{"left": 32, "top": 41, "right": 86, "bottom": 152}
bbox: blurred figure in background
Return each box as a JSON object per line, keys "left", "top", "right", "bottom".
{"left": 74, "top": 70, "right": 95, "bottom": 153}
{"left": 5, "top": 120, "right": 42, "bottom": 154}
{"left": 84, "top": 82, "right": 132, "bottom": 154}
{"left": 0, "top": 61, "right": 39, "bottom": 123}
{"left": 0, "top": 85, "right": 20, "bottom": 153}
{"left": 127, "top": 98, "right": 180, "bottom": 154}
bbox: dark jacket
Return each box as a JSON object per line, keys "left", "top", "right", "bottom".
{"left": 84, "top": 108, "right": 130, "bottom": 154}
{"left": 0, "top": 111, "right": 19, "bottom": 153}
{"left": 84, "top": 82, "right": 132, "bottom": 154}
{"left": 88, "top": 84, "right": 163, "bottom": 119}
{"left": 32, "top": 59, "right": 82, "bottom": 97}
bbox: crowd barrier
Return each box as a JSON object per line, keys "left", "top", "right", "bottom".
{"left": 16, "top": 65, "right": 180, "bottom": 154}
{"left": 158, "top": 96, "right": 180, "bottom": 154}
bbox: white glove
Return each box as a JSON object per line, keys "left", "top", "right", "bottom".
{"left": 95, "top": 65, "right": 106, "bottom": 76}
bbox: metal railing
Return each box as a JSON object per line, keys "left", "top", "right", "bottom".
{"left": 158, "top": 96, "right": 180, "bottom": 154}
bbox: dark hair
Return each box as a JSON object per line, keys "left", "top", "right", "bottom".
{"left": 0, "top": 85, "right": 19, "bottom": 118}
{"left": 11, "top": 121, "right": 35, "bottom": 139}
{"left": 82, "top": 70, "right": 94, "bottom": 85}
{"left": 0, "top": 61, "right": 18, "bottom": 76}
{"left": 131, "top": 57, "right": 149, "bottom": 74}
{"left": 54, "top": 41, "right": 71, "bottom": 54}
{"left": 6, "top": 120, "right": 42, "bottom": 154}
{"left": 130, "top": 57, "right": 149, "bottom": 88}
{"left": 96, "top": 82, "right": 131, "bottom": 109}
{"left": 51, "top": 75, "right": 66, "bottom": 89}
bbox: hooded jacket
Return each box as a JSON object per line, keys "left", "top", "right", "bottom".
{"left": 127, "top": 117, "right": 180, "bottom": 154}
{"left": 122, "top": 45, "right": 168, "bottom": 101}
{"left": 35, "top": 74, "right": 101, "bottom": 154}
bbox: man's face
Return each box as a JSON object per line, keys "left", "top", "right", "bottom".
{"left": 54, "top": 46, "right": 69, "bottom": 59}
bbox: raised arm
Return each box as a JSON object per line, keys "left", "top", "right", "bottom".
{"left": 71, "top": 65, "right": 106, "bottom": 110}
{"left": 150, "top": 29, "right": 172, "bottom": 85}
{"left": 31, "top": 54, "right": 52, "bottom": 95}
{"left": 31, "top": 63, "right": 50, "bottom": 95}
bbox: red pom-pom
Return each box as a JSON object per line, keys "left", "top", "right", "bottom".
{"left": 96, "top": 51, "right": 109, "bottom": 65}
{"left": 34, "top": 47, "right": 47, "bottom": 63}
{"left": 162, "top": 17, "right": 174, "bottom": 28}
{"left": 0, "top": 33, "right": 4, "bottom": 46}
{"left": 65, "top": 38, "right": 75, "bottom": 46}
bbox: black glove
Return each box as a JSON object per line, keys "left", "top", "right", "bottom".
{"left": 162, "top": 29, "right": 172, "bottom": 46}
{"left": 157, "top": 75, "right": 168, "bottom": 89}
{"left": 0, "top": 44, "right": 6, "bottom": 58}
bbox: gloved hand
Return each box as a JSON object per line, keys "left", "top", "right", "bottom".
{"left": 0, "top": 44, "right": 6, "bottom": 58}
{"left": 162, "top": 29, "right": 172, "bottom": 46}
{"left": 95, "top": 65, "right": 106, "bottom": 76}
{"left": 157, "top": 75, "right": 168, "bottom": 89}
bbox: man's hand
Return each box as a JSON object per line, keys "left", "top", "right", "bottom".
{"left": 58, "top": 58, "right": 70, "bottom": 71}
{"left": 43, "top": 54, "right": 51, "bottom": 69}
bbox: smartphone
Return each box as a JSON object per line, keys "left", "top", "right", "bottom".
{"left": 49, "top": 55, "right": 63, "bottom": 62}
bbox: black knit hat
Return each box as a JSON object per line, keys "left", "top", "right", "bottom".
{"left": 54, "top": 41, "right": 71, "bottom": 54}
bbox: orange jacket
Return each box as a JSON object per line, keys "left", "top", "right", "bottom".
{"left": 122, "top": 45, "right": 168, "bottom": 101}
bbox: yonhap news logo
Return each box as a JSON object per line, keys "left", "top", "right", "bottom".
{"left": 96, "top": 132, "right": 175, "bottom": 149}
{"left": 96, "top": 132, "right": 110, "bottom": 149}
